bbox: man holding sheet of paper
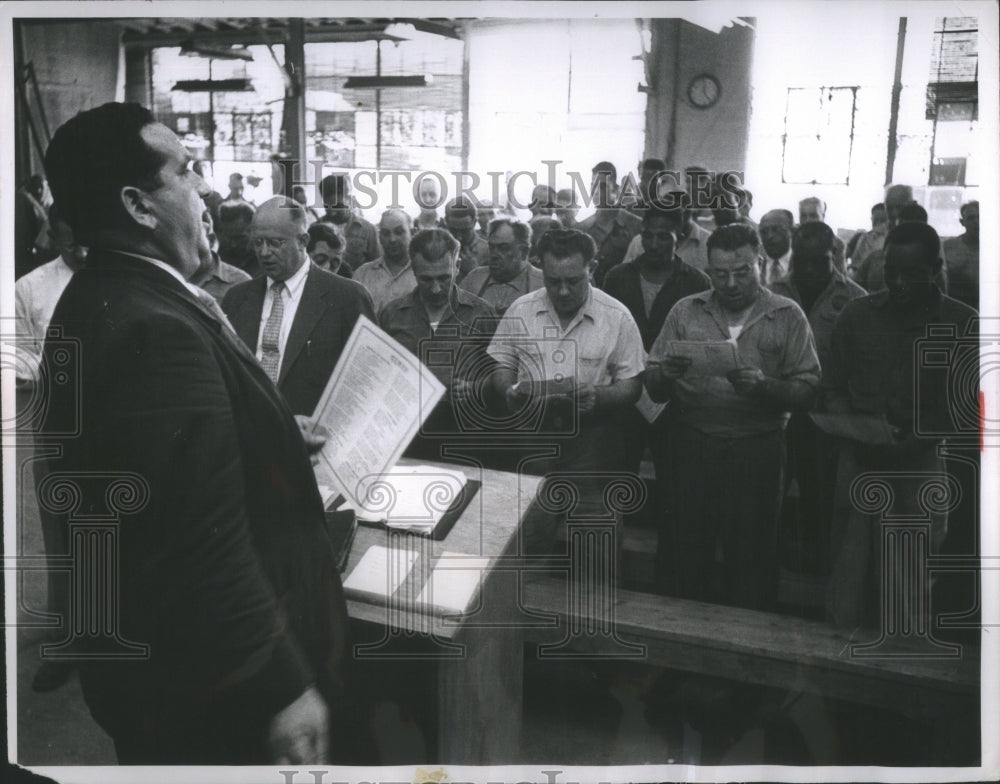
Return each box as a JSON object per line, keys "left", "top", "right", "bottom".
{"left": 645, "top": 223, "right": 820, "bottom": 610}
{"left": 488, "top": 228, "right": 645, "bottom": 556}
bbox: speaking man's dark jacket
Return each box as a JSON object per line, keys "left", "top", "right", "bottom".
{"left": 221, "top": 263, "right": 375, "bottom": 415}
{"left": 39, "top": 250, "right": 351, "bottom": 762}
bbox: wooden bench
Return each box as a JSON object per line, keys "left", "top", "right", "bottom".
{"left": 520, "top": 575, "right": 979, "bottom": 722}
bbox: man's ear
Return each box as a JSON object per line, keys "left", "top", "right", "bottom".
{"left": 120, "top": 186, "right": 156, "bottom": 231}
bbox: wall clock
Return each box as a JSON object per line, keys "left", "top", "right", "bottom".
{"left": 687, "top": 73, "right": 721, "bottom": 109}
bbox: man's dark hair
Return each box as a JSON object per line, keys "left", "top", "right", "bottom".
{"left": 410, "top": 227, "right": 459, "bottom": 263}
{"left": 488, "top": 217, "right": 532, "bottom": 248}
{"left": 960, "top": 200, "right": 978, "bottom": 218}
{"left": 707, "top": 222, "right": 761, "bottom": 256}
{"left": 445, "top": 197, "right": 478, "bottom": 221}
{"left": 885, "top": 222, "right": 942, "bottom": 272}
{"left": 643, "top": 204, "right": 685, "bottom": 229}
{"left": 641, "top": 158, "right": 667, "bottom": 171}
{"left": 537, "top": 228, "right": 598, "bottom": 264}
{"left": 792, "top": 221, "right": 835, "bottom": 255}
{"left": 44, "top": 102, "right": 164, "bottom": 242}
{"left": 898, "top": 203, "right": 928, "bottom": 223}
{"left": 872, "top": 202, "right": 886, "bottom": 213}
{"left": 306, "top": 221, "right": 344, "bottom": 253}
{"left": 320, "top": 173, "right": 350, "bottom": 204}
{"left": 592, "top": 161, "right": 617, "bottom": 180}
{"left": 217, "top": 198, "right": 256, "bottom": 226}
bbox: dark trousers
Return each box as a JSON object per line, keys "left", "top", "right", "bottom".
{"left": 664, "top": 423, "right": 786, "bottom": 611}
{"left": 520, "top": 417, "right": 629, "bottom": 557}
{"left": 784, "top": 412, "right": 840, "bottom": 574}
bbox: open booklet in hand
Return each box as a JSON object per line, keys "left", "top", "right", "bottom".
{"left": 308, "top": 316, "right": 478, "bottom": 539}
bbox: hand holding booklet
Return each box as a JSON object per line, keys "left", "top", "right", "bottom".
{"left": 658, "top": 340, "right": 740, "bottom": 376}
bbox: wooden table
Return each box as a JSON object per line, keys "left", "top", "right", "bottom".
{"left": 341, "top": 458, "right": 541, "bottom": 764}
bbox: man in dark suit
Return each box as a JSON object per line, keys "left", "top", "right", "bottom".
{"left": 222, "top": 196, "right": 375, "bottom": 417}
{"left": 39, "top": 102, "right": 350, "bottom": 764}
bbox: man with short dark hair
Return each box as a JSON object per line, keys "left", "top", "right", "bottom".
{"left": 847, "top": 203, "right": 888, "bottom": 269}
{"left": 40, "top": 102, "right": 353, "bottom": 764}
{"left": 444, "top": 197, "right": 489, "bottom": 281}
{"left": 579, "top": 160, "right": 643, "bottom": 287}
{"left": 646, "top": 223, "right": 820, "bottom": 610}
{"left": 620, "top": 191, "right": 712, "bottom": 272}
{"left": 769, "top": 222, "right": 866, "bottom": 575}
{"left": 379, "top": 228, "right": 498, "bottom": 458}
{"left": 319, "top": 173, "right": 379, "bottom": 271}
{"left": 306, "top": 221, "right": 350, "bottom": 277}
{"left": 353, "top": 208, "right": 417, "bottom": 313}
{"left": 489, "top": 228, "right": 645, "bottom": 555}
{"left": 823, "top": 222, "right": 977, "bottom": 629}
{"left": 942, "top": 200, "right": 978, "bottom": 309}
{"left": 216, "top": 197, "right": 259, "bottom": 277}
{"left": 222, "top": 196, "right": 375, "bottom": 416}
{"left": 458, "top": 217, "right": 544, "bottom": 315}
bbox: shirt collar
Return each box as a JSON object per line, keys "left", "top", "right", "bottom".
{"left": 535, "top": 286, "right": 596, "bottom": 326}
{"left": 114, "top": 250, "right": 203, "bottom": 298}
{"left": 267, "top": 257, "right": 310, "bottom": 296}
{"left": 374, "top": 256, "right": 413, "bottom": 279}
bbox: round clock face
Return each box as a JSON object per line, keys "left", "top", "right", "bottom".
{"left": 687, "top": 73, "right": 721, "bottom": 109}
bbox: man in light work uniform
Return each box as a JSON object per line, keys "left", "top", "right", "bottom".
{"left": 458, "top": 217, "right": 544, "bottom": 315}
{"left": 489, "top": 228, "right": 645, "bottom": 556}
{"left": 353, "top": 208, "right": 417, "bottom": 313}
{"left": 646, "top": 223, "right": 821, "bottom": 610}
{"left": 769, "top": 222, "right": 867, "bottom": 575}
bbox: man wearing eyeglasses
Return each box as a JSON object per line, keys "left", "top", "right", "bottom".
{"left": 645, "top": 223, "right": 820, "bottom": 611}
{"left": 222, "top": 196, "right": 375, "bottom": 417}
{"left": 458, "top": 217, "right": 544, "bottom": 315}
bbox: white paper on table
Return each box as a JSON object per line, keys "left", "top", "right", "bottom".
{"left": 342, "top": 544, "right": 418, "bottom": 600}
{"left": 310, "top": 316, "right": 445, "bottom": 511}
{"left": 661, "top": 340, "right": 740, "bottom": 376}
{"left": 416, "top": 552, "right": 490, "bottom": 615}
{"left": 634, "top": 386, "right": 667, "bottom": 423}
{"left": 358, "top": 464, "right": 468, "bottom": 529}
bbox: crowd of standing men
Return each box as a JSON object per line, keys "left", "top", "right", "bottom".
{"left": 13, "top": 104, "right": 980, "bottom": 764}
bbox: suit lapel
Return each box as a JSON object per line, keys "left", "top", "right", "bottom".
{"left": 279, "top": 268, "right": 327, "bottom": 385}
{"left": 230, "top": 279, "right": 267, "bottom": 352}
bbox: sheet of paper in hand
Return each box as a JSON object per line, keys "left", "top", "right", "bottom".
{"left": 309, "top": 315, "right": 445, "bottom": 511}
{"left": 662, "top": 340, "right": 740, "bottom": 376}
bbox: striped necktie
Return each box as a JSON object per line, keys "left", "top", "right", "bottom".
{"left": 260, "top": 281, "right": 286, "bottom": 383}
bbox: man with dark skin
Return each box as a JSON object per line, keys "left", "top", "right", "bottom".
{"left": 604, "top": 208, "right": 711, "bottom": 592}
{"left": 823, "top": 222, "right": 977, "bottom": 628}
{"left": 758, "top": 208, "right": 795, "bottom": 285}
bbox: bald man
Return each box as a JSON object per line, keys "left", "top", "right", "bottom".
{"left": 353, "top": 208, "right": 418, "bottom": 314}
{"left": 222, "top": 196, "right": 375, "bottom": 415}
